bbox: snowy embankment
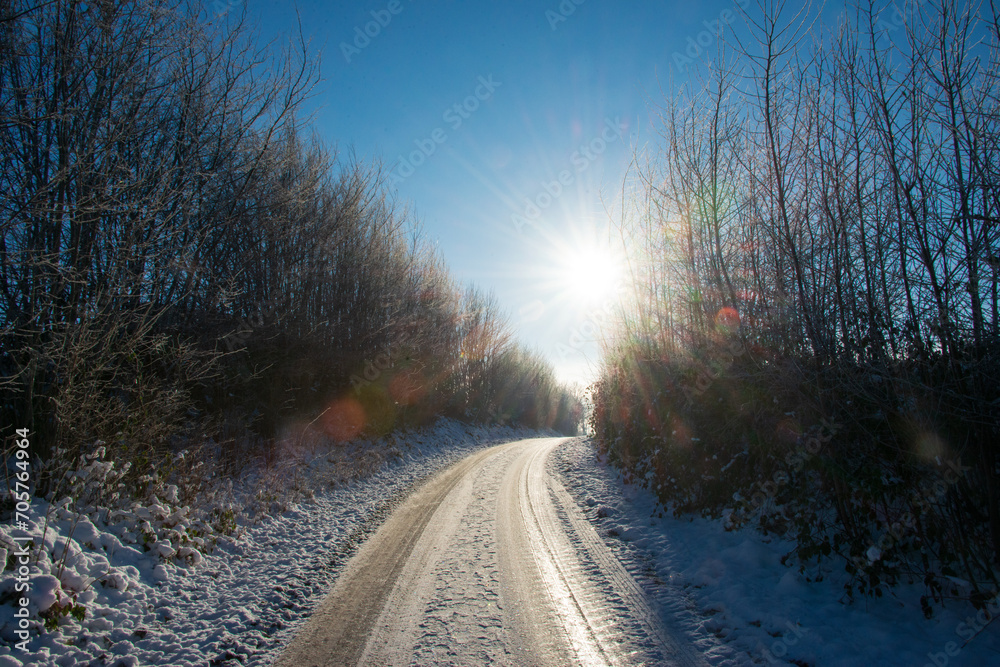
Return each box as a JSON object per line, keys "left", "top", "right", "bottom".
{"left": 551, "top": 438, "right": 1000, "bottom": 667}
{"left": 1, "top": 419, "right": 548, "bottom": 666}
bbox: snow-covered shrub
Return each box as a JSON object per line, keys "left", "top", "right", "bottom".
{"left": 0, "top": 439, "right": 248, "bottom": 645}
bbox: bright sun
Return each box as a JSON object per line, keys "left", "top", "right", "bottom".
{"left": 559, "top": 244, "right": 623, "bottom": 305}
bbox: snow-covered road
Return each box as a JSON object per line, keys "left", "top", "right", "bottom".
{"left": 276, "top": 437, "right": 707, "bottom": 666}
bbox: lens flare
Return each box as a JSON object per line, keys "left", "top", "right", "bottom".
{"left": 321, "top": 397, "right": 366, "bottom": 442}
{"left": 389, "top": 369, "right": 426, "bottom": 406}
{"left": 715, "top": 307, "right": 740, "bottom": 333}
{"left": 915, "top": 431, "right": 946, "bottom": 461}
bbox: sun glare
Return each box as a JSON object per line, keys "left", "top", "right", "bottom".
{"left": 560, "top": 244, "right": 622, "bottom": 305}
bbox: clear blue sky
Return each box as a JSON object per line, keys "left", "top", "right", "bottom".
{"left": 225, "top": 0, "right": 789, "bottom": 386}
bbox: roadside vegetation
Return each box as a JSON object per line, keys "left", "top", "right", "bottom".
{"left": 0, "top": 0, "right": 581, "bottom": 547}
{"left": 591, "top": 0, "right": 1000, "bottom": 613}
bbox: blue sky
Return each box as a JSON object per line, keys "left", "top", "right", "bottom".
{"left": 229, "top": 0, "right": 759, "bottom": 385}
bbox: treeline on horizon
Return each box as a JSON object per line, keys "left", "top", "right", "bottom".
{"left": 592, "top": 0, "right": 1000, "bottom": 611}
{"left": 0, "top": 0, "right": 582, "bottom": 498}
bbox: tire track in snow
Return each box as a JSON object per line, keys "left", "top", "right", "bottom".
{"left": 543, "top": 446, "right": 711, "bottom": 666}
{"left": 504, "top": 438, "right": 710, "bottom": 666}
{"left": 359, "top": 445, "right": 517, "bottom": 666}
{"left": 274, "top": 444, "right": 509, "bottom": 666}
{"left": 276, "top": 437, "right": 708, "bottom": 666}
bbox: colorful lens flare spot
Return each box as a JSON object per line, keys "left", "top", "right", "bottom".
{"left": 321, "top": 397, "right": 366, "bottom": 442}
{"left": 715, "top": 307, "right": 740, "bottom": 332}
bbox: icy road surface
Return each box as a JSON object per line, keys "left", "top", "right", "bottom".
{"left": 276, "top": 437, "right": 708, "bottom": 666}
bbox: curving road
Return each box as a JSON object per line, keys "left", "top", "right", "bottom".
{"left": 274, "top": 437, "right": 708, "bottom": 666}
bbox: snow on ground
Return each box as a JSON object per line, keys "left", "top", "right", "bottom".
{"left": 9, "top": 432, "right": 997, "bottom": 666}
{"left": 551, "top": 437, "right": 1000, "bottom": 667}
{"left": 0, "top": 419, "right": 548, "bottom": 667}
{"left": 404, "top": 449, "right": 511, "bottom": 666}
{"left": 359, "top": 444, "right": 519, "bottom": 666}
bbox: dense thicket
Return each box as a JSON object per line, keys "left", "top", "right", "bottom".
{"left": 593, "top": 0, "right": 1000, "bottom": 610}
{"left": 0, "top": 0, "right": 581, "bottom": 496}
